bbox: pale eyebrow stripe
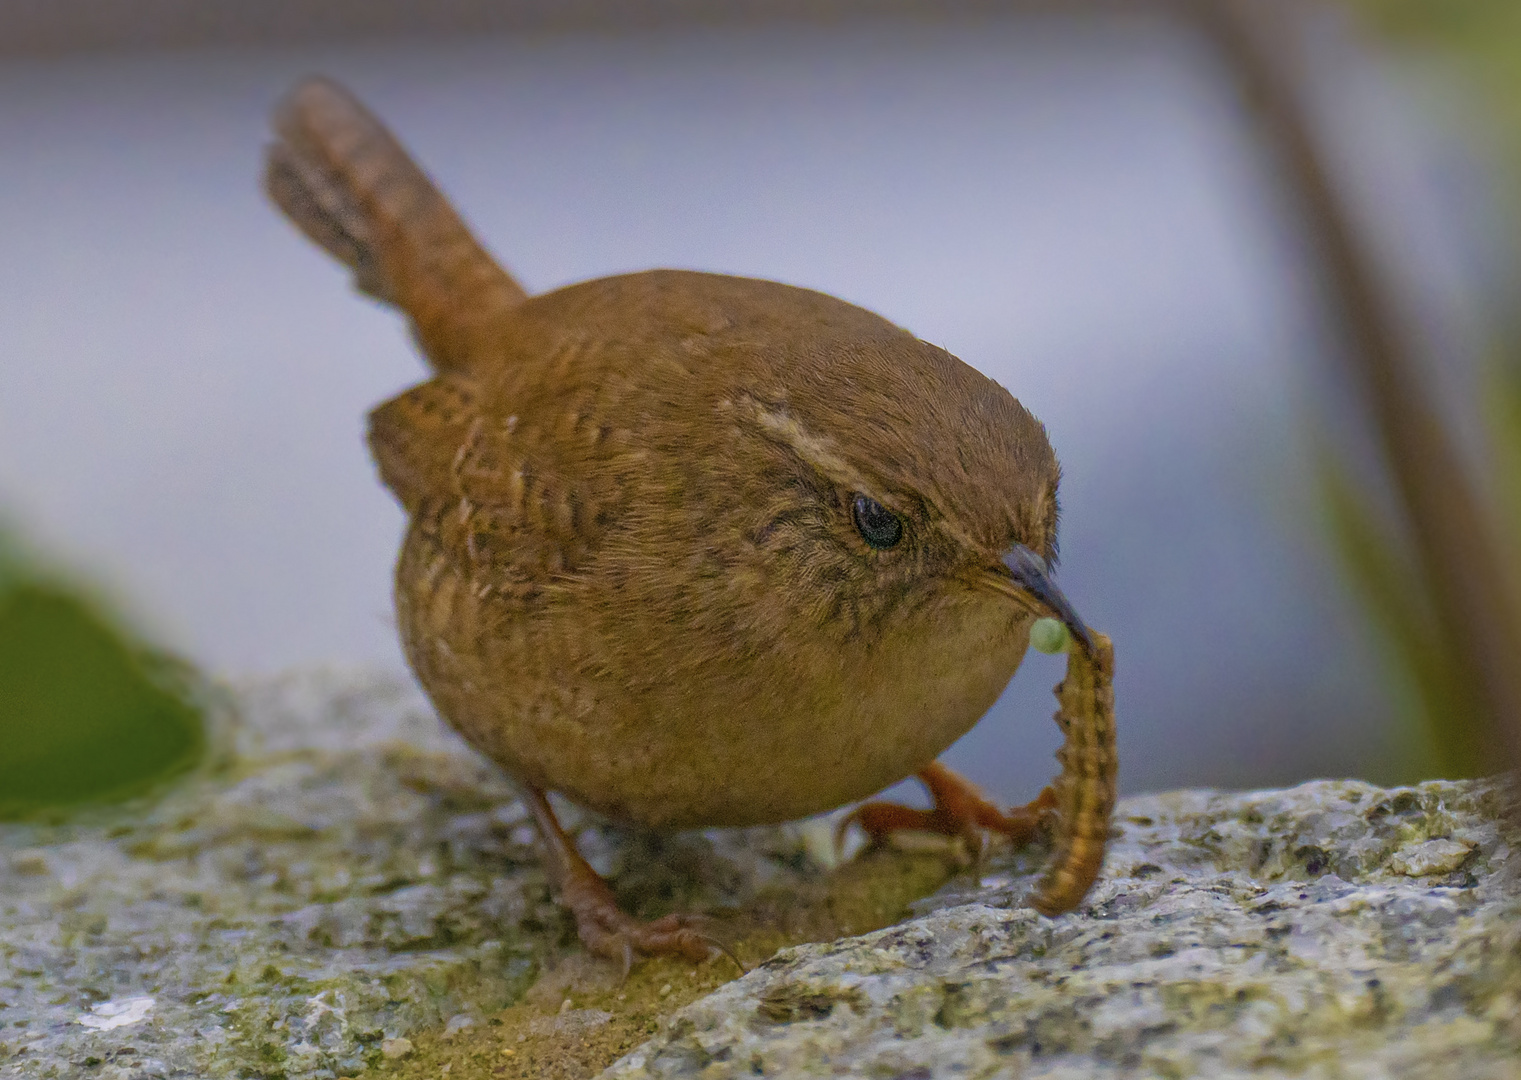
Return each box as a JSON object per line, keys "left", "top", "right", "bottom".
{"left": 736, "top": 395, "right": 990, "bottom": 557}
{"left": 740, "top": 397, "right": 861, "bottom": 489}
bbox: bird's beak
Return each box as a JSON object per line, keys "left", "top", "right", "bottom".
{"left": 999, "top": 544, "right": 1094, "bottom": 656}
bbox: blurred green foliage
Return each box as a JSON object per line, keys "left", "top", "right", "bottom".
{"left": 1318, "top": 0, "right": 1521, "bottom": 780}
{"left": 0, "top": 534, "right": 204, "bottom": 818}
{"left": 1318, "top": 460, "right": 1487, "bottom": 778}
{"left": 1348, "top": 0, "right": 1521, "bottom": 170}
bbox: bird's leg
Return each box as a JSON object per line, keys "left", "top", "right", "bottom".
{"left": 521, "top": 786, "right": 723, "bottom": 970}
{"left": 836, "top": 762, "right": 1057, "bottom": 855}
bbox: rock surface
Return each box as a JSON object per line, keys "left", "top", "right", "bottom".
{"left": 611, "top": 779, "right": 1521, "bottom": 1079}
{"left": 0, "top": 670, "right": 1517, "bottom": 1079}
{"left": 0, "top": 671, "right": 842, "bottom": 1079}
{"left": 0, "top": 671, "right": 535, "bottom": 1079}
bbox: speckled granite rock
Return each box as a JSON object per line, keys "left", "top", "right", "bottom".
{"left": 3, "top": 670, "right": 1518, "bottom": 1080}
{"left": 609, "top": 778, "right": 1521, "bottom": 1080}
{"left": 0, "top": 671, "right": 828, "bottom": 1079}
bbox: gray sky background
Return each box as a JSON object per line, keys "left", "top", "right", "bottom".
{"left": 0, "top": 11, "right": 1497, "bottom": 797}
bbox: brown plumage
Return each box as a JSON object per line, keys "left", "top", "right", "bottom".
{"left": 265, "top": 76, "right": 1114, "bottom": 964}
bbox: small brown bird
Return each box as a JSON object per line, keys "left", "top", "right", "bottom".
{"left": 265, "top": 77, "right": 1104, "bottom": 965}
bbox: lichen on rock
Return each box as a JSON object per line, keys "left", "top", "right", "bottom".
{"left": 609, "top": 779, "right": 1521, "bottom": 1079}
{"left": 1, "top": 670, "right": 1517, "bottom": 1080}
{"left": 0, "top": 671, "right": 548, "bottom": 1078}
{"left": 0, "top": 671, "right": 949, "bottom": 1080}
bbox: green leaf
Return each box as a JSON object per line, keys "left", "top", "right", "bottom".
{"left": 0, "top": 579, "right": 204, "bottom": 817}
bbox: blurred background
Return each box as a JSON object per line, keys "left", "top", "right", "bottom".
{"left": 3, "top": 0, "right": 1520, "bottom": 806}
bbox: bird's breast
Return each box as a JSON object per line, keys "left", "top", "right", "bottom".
{"left": 543, "top": 584, "right": 1033, "bottom": 829}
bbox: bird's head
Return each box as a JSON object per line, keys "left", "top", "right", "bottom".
{"left": 731, "top": 332, "right": 1089, "bottom": 656}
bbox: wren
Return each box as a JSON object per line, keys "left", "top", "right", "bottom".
{"left": 265, "top": 77, "right": 1109, "bottom": 965}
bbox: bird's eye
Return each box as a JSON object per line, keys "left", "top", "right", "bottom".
{"left": 852, "top": 494, "right": 903, "bottom": 550}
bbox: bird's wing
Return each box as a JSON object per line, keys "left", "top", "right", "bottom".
{"left": 369, "top": 373, "right": 616, "bottom": 606}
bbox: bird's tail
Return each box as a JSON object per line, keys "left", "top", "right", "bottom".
{"left": 264, "top": 77, "right": 528, "bottom": 370}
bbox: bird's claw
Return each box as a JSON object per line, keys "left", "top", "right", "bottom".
{"left": 835, "top": 763, "right": 1058, "bottom": 858}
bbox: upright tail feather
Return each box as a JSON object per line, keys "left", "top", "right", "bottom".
{"left": 264, "top": 77, "right": 528, "bottom": 369}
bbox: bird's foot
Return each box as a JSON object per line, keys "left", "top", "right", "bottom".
{"left": 559, "top": 855, "right": 728, "bottom": 972}
{"left": 522, "top": 785, "right": 740, "bottom": 974}
{"left": 836, "top": 761, "right": 1057, "bottom": 857}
